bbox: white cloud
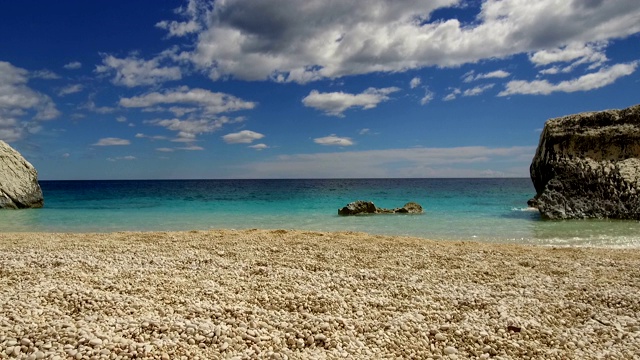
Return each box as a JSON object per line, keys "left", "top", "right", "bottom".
{"left": 463, "top": 70, "right": 510, "bottom": 82}
{"left": 314, "top": 135, "right": 354, "bottom": 146}
{"left": 443, "top": 88, "right": 461, "bottom": 101}
{"left": 463, "top": 84, "right": 495, "bottom": 97}
{"left": 302, "top": 87, "right": 400, "bottom": 117}
{"left": 107, "top": 155, "right": 136, "bottom": 161}
{"left": 92, "top": 137, "right": 131, "bottom": 146}
{"left": 156, "top": 0, "right": 205, "bottom": 37}
{"left": 135, "top": 133, "right": 167, "bottom": 140}
{"left": 236, "top": 146, "right": 535, "bottom": 178}
{"left": 31, "top": 70, "right": 61, "bottom": 80}
{"left": 499, "top": 62, "right": 638, "bottom": 96}
{"left": 58, "top": 84, "right": 83, "bottom": 96}
{"left": 156, "top": 147, "right": 175, "bottom": 152}
{"left": 420, "top": 89, "right": 435, "bottom": 105}
{"left": 178, "top": 145, "right": 204, "bottom": 151}
{"left": 539, "top": 67, "right": 560, "bottom": 75}
{"left": 222, "top": 130, "right": 265, "bottom": 144}
{"left": 116, "top": 116, "right": 127, "bottom": 123}
{"left": 123, "top": 86, "right": 255, "bottom": 143}
{"left": 120, "top": 86, "right": 256, "bottom": 114}
{"left": 80, "top": 99, "right": 115, "bottom": 114}
{"left": 64, "top": 61, "right": 82, "bottom": 70}
{"left": 168, "top": 0, "right": 640, "bottom": 83}
{"left": 530, "top": 42, "right": 608, "bottom": 69}
{"left": 0, "top": 61, "right": 60, "bottom": 142}
{"left": 148, "top": 117, "right": 236, "bottom": 142}
{"left": 410, "top": 77, "right": 421, "bottom": 89}
{"left": 249, "top": 143, "right": 269, "bottom": 150}
{"left": 96, "top": 54, "right": 182, "bottom": 87}
{"left": 156, "top": 20, "right": 202, "bottom": 38}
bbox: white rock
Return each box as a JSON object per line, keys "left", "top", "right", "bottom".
{"left": 89, "top": 338, "right": 103, "bottom": 346}
{"left": 444, "top": 346, "right": 457, "bottom": 355}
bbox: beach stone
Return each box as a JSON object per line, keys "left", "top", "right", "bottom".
{"left": 444, "top": 346, "right": 457, "bottom": 355}
{"left": 530, "top": 104, "right": 640, "bottom": 219}
{"left": 0, "top": 140, "right": 44, "bottom": 209}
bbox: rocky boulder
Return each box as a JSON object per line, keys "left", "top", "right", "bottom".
{"left": 0, "top": 140, "right": 44, "bottom": 209}
{"left": 530, "top": 104, "right": 640, "bottom": 219}
{"left": 338, "top": 201, "right": 423, "bottom": 215}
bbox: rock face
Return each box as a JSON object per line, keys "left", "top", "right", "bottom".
{"left": 338, "top": 201, "right": 423, "bottom": 215}
{"left": 0, "top": 140, "right": 44, "bottom": 209}
{"left": 530, "top": 104, "right": 640, "bottom": 219}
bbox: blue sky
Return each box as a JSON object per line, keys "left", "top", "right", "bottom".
{"left": 1, "top": 0, "right": 639, "bottom": 180}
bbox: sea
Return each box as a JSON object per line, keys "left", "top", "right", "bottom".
{"left": 2, "top": 178, "right": 640, "bottom": 248}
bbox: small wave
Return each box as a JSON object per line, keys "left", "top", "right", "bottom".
{"left": 511, "top": 207, "right": 538, "bottom": 212}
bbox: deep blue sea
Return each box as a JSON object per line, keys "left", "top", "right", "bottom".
{"left": 2, "top": 178, "right": 639, "bottom": 248}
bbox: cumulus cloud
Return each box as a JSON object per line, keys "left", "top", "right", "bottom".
{"left": 135, "top": 133, "right": 167, "bottom": 140}
{"left": 178, "top": 145, "right": 205, "bottom": 151}
{"left": 92, "top": 137, "right": 131, "bottom": 146}
{"left": 31, "top": 70, "right": 61, "bottom": 80}
{"left": 120, "top": 86, "right": 256, "bottom": 114}
{"left": 162, "top": 0, "right": 640, "bottom": 83}
{"left": 80, "top": 99, "right": 115, "bottom": 114}
{"left": 237, "top": 146, "right": 535, "bottom": 178}
{"left": 314, "top": 135, "right": 354, "bottom": 146}
{"left": 463, "top": 70, "right": 510, "bottom": 83}
{"left": 123, "top": 87, "right": 255, "bottom": 143}
{"left": 499, "top": 62, "right": 638, "bottom": 96}
{"left": 0, "top": 61, "right": 60, "bottom": 142}
{"left": 443, "top": 88, "right": 461, "bottom": 101}
{"left": 463, "top": 84, "right": 495, "bottom": 97}
{"left": 107, "top": 155, "right": 136, "bottom": 161}
{"left": 64, "top": 61, "right": 82, "bottom": 70}
{"left": 302, "top": 87, "right": 400, "bottom": 117}
{"left": 222, "top": 130, "right": 264, "bottom": 144}
{"left": 530, "top": 42, "right": 608, "bottom": 68}
{"left": 156, "top": 0, "right": 206, "bottom": 37}
{"left": 249, "top": 143, "right": 269, "bottom": 150}
{"left": 96, "top": 54, "right": 182, "bottom": 87}
{"left": 410, "top": 77, "right": 422, "bottom": 89}
{"left": 58, "top": 84, "right": 83, "bottom": 96}
{"left": 420, "top": 89, "right": 435, "bottom": 105}
{"left": 147, "top": 117, "right": 238, "bottom": 143}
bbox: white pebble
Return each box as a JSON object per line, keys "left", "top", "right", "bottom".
{"left": 444, "top": 346, "right": 457, "bottom": 355}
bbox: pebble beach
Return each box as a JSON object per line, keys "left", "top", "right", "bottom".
{"left": 1, "top": 229, "right": 639, "bottom": 360}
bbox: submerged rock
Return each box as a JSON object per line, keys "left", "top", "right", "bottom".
{"left": 530, "top": 104, "right": 640, "bottom": 219}
{"left": 338, "top": 201, "right": 423, "bottom": 215}
{"left": 0, "top": 140, "right": 44, "bottom": 209}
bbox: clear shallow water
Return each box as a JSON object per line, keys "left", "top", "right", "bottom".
{"left": 1, "top": 178, "right": 639, "bottom": 248}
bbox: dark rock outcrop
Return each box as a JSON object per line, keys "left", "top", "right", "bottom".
{"left": 530, "top": 104, "right": 640, "bottom": 219}
{"left": 338, "top": 201, "right": 423, "bottom": 215}
{"left": 0, "top": 140, "right": 44, "bottom": 209}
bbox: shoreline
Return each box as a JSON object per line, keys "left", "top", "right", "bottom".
{"left": 1, "top": 229, "right": 639, "bottom": 359}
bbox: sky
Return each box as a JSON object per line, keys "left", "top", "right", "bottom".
{"left": 1, "top": 0, "right": 639, "bottom": 180}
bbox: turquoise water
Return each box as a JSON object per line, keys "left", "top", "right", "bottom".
{"left": 1, "top": 179, "right": 640, "bottom": 248}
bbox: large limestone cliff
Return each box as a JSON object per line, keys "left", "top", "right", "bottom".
{"left": 530, "top": 104, "right": 640, "bottom": 219}
{"left": 0, "top": 140, "right": 44, "bottom": 209}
